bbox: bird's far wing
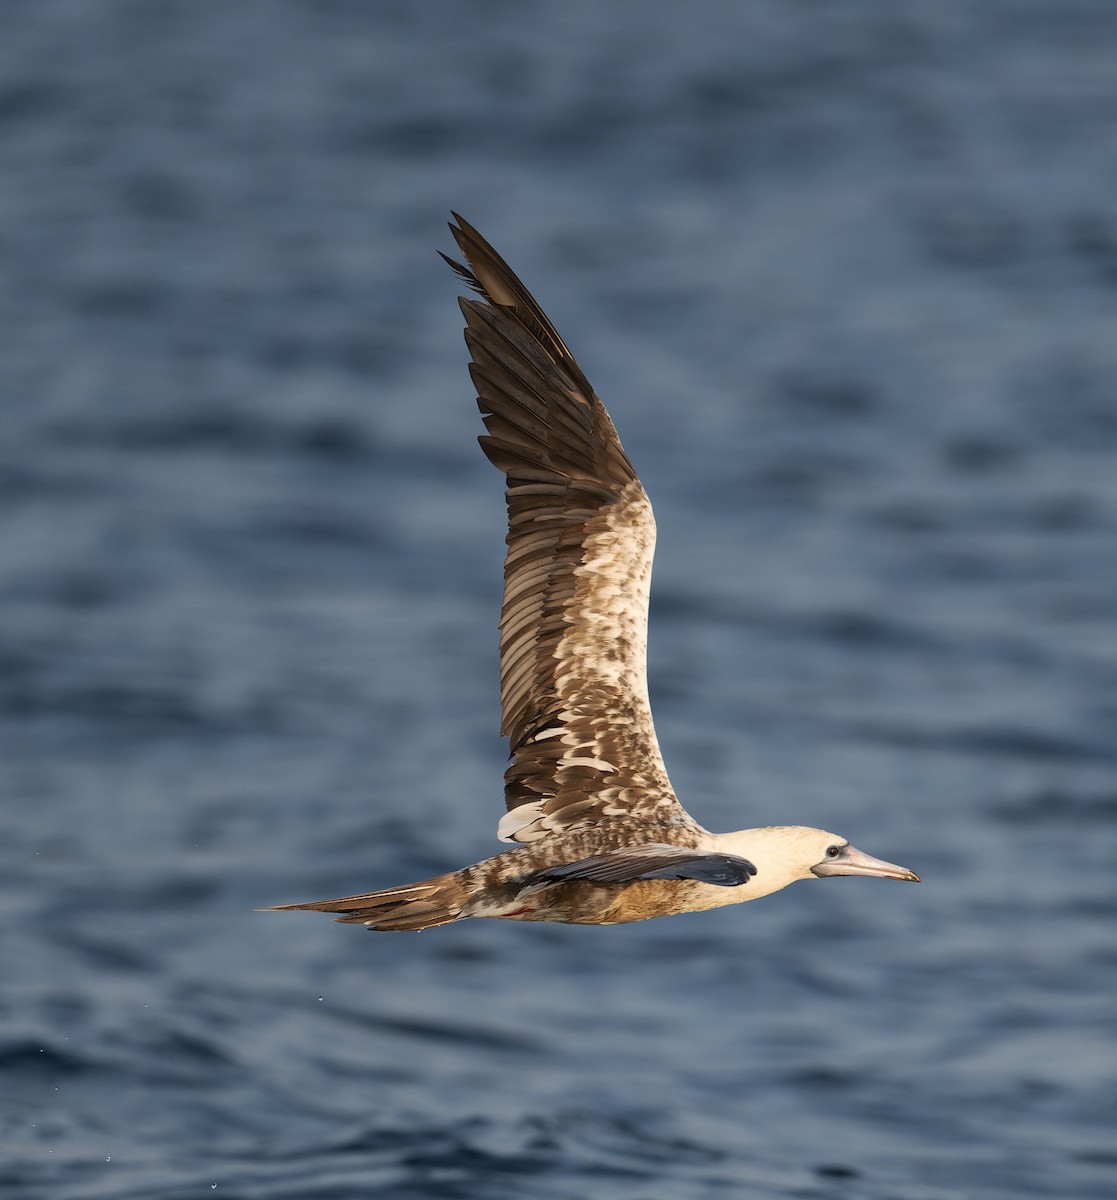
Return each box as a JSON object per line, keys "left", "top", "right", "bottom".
{"left": 445, "top": 215, "right": 696, "bottom": 845}
{"left": 521, "top": 845, "right": 758, "bottom": 888}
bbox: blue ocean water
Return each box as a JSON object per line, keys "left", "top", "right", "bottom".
{"left": 2, "top": 2, "right": 1116, "bottom": 1197}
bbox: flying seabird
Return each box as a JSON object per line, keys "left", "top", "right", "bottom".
{"left": 268, "top": 215, "right": 920, "bottom": 932}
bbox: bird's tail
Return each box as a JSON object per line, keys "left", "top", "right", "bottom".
{"left": 263, "top": 869, "right": 468, "bottom": 932}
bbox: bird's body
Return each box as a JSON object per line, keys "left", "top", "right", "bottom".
{"left": 269, "top": 216, "right": 919, "bottom": 933}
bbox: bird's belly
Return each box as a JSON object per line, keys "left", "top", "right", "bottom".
{"left": 494, "top": 878, "right": 750, "bottom": 926}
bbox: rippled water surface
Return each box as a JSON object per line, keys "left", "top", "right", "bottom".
{"left": 3, "top": 3, "right": 1116, "bottom": 1197}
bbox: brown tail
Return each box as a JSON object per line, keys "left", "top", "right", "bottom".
{"left": 262, "top": 870, "right": 468, "bottom": 932}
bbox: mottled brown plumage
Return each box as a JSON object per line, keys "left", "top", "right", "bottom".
{"left": 446, "top": 216, "right": 684, "bottom": 846}
{"left": 266, "top": 217, "right": 919, "bottom": 932}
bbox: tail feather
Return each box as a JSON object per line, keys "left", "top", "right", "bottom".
{"left": 262, "top": 872, "right": 467, "bottom": 932}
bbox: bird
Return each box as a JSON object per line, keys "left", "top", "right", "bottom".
{"left": 266, "top": 214, "right": 920, "bottom": 932}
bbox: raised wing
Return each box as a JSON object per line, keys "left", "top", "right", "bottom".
{"left": 444, "top": 215, "right": 696, "bottom": 845}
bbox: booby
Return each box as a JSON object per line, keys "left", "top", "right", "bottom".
{"left": 268, "top": 215, "right": 919, "bottom": 932}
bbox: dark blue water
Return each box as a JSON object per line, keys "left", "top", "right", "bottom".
{"left": 3, "top": 3, "right": 1116, "bottom": 1197}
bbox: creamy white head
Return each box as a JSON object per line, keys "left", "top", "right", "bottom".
{"left": 715, "top": 825, "right": 919, "bottom": 902}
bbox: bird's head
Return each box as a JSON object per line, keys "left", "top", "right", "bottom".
{"left": 719, "top": 825, "right": 919, "bottom": 898}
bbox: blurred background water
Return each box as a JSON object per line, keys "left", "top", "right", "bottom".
{"left": 2, "top": 2, "right": 1116, "bottom": 1197}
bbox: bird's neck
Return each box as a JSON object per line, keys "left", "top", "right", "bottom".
{"left": 711, "top": 826, "right": 822, "bottom": 901}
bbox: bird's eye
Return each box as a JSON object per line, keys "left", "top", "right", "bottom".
{"left": 826, "top": 844, "right": 841, "bottom": 859}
